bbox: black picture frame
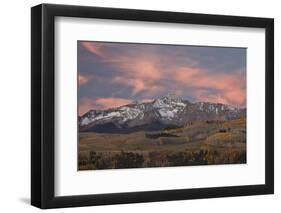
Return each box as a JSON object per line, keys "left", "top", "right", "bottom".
{"left": 31, "top": 3, "right": 274, "bottom": 209}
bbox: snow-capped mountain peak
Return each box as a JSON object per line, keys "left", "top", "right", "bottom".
{"left": 152, "top": 94, "right": 186, "bottom": 120}
{"left": 153, "top": 94, "right": 186, "bottom": 108}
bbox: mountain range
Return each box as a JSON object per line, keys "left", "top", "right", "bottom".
{"left": 79, "top": 94, "right": 246, "bottom": 133}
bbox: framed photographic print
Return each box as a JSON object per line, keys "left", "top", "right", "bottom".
{"left": 31, "top": 4, "right": 274, "bottom": 209}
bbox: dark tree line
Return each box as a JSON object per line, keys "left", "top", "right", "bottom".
{"left": 79, "top": 149, "right": 246, "bottom": 170}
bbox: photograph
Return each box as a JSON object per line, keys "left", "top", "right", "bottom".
{"left": 78, "top": 41, "right": 247, "bottom": 170}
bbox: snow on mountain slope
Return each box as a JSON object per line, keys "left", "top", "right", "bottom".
{"left": 79, "top": 94, "right": 246, "bottom": 133}
{"left": 152, "top": 93, "right": 186, "bottom": 120}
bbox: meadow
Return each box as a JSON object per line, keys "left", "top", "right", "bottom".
{"left": 78, "top": 117, "right": 246, "bottom": 170}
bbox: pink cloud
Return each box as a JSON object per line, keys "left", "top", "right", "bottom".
{"left": 81, "top": 42, "right": 104, "bottom": 57}
{"left": 81, "top": 41, "right": 165, "bottom": 97}
{"left": 79, "top": 41, "right": 246, "bottom": 107}
{"left": 78, "top": 74, "right": 90, "bottom": 86}
{"left": 175, "top": 67, "right": 246, "bottom": 106}
{"left": 119, "top": 59, "right": 162, "bottom": 81}
{"left": 79, "top": 97, "right": 132, "bottom": 115}
{"left": 112, "top": 77, "right": 145, "bottom": 95}
{"left": 95, "top": 97, "right": 131, "bottom": 109}
{"left": 79, "top": 97, "right": 156, "bottom": 115}
{"left": 79, "top": 98, "right": 95, "bottom": 115}
{"left": 111, "top": 55, "right": 164, "bottom": 96}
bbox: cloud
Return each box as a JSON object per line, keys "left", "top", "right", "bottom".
{"left": 79, "top": 97, "right": 132, "bottom": 115}
{"left": 110, "top": 54, "right": 165, "bottom": 97}
{"left": 175, "top": 67, "right": 246, "bottom": 106}
{"left": 112, "top": 77, "right": 145, "bottom": 95}
{"left": 80, "top": 42, "right": 104, "bottom": 57}
{"left": 95, "top": 97, "right": 132, "bottom": 109}
{"left": 79, "top": 96, "right": 157, "bottom": 115}
{"left": 81, "top": 41, "right": 165, "bottom": 97}
{"left": 119, "top": 58, "right": 162, "bottom": 81}
{"left": 79, "top": 98, "right": 95, "bottom": 115}
{"left": 79, "top": 41, "right": 246, "bottom": 108}
{"left": 78, "top": 74, "right": 90, "bottom": 86}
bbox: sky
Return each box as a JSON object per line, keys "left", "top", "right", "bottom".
{"left": 78, "top": 41, "right": 246, "bottom": 115}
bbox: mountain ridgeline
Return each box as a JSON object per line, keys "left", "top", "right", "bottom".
{"left": 79, "top": 94, "right": 246, "bottom": 133}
